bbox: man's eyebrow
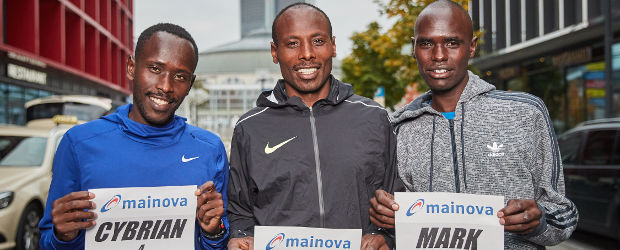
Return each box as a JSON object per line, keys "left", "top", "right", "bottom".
{"left": 284, "top": 35, "right": 299, "bottom": 40}
{"left": 444, "top": 37, "right": 464, "bottom": 43}
{"left": 146, "top": 60, "right": 192, "bottom": 74}
{"left": 415, "top": 38, "right": 433, "bottom": 43}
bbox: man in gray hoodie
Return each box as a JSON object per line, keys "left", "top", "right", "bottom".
{"left": 369, "top": 1, "right": 577, "bottom": 248}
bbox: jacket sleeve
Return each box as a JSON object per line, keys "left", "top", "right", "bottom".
{"left": 521, "top": 103, "right": 578, "bottom": 246}
{"left": 367, "top": 113, "right": 403, "bottom": 249}
{"left": 39, "top": 133, "right": 86, "bottom": 250}
{"left": 384, "top": 117, "right": 406, "bottom": 194}
{"left": 227, "top": 125, "right": 256, "bottom": 238}
{"left": 197, "top": 140, "right": 230, "bottom": 249}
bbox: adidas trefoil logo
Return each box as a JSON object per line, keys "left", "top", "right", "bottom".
{"left": 486, "top": 142, "right": 505, "bottom": 157}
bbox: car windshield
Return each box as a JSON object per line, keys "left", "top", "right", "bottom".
{"left": 26, "top": 102, "right": 108, "bottom": 122}
{"left": 0, "top": 136, "right": 47, "bottom": 167}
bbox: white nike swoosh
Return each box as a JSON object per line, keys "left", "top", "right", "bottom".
{"left": 181, "top": 155, "right": 199, "bottom": 163}
{"left": 265, "top": 137, "right": 297, "bottom": 154}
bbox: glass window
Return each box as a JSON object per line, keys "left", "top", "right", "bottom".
{"left": 0, "top": 136, "right": 47, "bottom": 166}
{"left": 7, "top": 85, "right": 25, "bottom": 125}
{"left": 0, "top": 83, "right": 7, "bottom": 124}
{"left": 582, "top": 129, "right": 617, "bottom": 165}
{"left": 559, "top": 131, "right": 583, "bottom": 165}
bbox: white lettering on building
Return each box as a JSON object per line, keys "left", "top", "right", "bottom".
{"left": 7, "top": 64, "right": 47, "bottom": 85}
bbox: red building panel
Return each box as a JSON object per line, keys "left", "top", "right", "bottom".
{"left": 1, "top": 0, "right": 133, "bottom": 95}
{"left": 85, "top": 0, "right": 98, "bottom": 21}
{"left": 0, "top": 0, "right": 3, "bottom": 44}
{"left": 111, "top": 1, "right": 119, "bottom": 38}
{"left": 65, "top": 9, "right": 84, "bottom": 70}
{"left": 100, "top": 34, "right": 111, "bottom": 81}
{"left": 40, "top": 0, "right": 63, "bottom": 62}
{"left": 6, "top": 0, "right": 38, "bottom": 54}
{"left": 85, "top": 24, "right": 99, "bottom": 76}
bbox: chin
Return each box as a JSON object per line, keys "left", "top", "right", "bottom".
{"left": 146, "top": 116, "right": 173, "bottom": 126}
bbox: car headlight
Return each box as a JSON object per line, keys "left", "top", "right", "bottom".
{"left": 0, "top": 191, "right": 14, "bottom": 209}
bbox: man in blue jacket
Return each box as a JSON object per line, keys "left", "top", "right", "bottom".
{"left": 39, "top": 23, "right": 229, "bottom": 249}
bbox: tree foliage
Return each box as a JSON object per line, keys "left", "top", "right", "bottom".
{"left": 342, "top": 0, "right": 470, "bottom": 108}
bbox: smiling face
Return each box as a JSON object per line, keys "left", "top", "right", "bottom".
{"left": 271, "top": 7, "right": 336, "bottom": 96}
{"left": 127, "top": 31, "right": 196, "bottom": 126}
{"left": 413, "top": 5, "right": 477, "bottom": 94}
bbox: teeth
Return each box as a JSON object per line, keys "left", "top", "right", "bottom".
{"left": 434, "top": 69, "right": 447, "bottom": 73}
{"left": 298, "top": 68, "right": 317, "bottom": 74}
{"left": 150, "top": 97, "right": 169, "bottom": 105}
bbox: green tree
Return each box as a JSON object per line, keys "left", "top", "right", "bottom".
{"left": 342, "top": 0, "right": 471, "bottom": 108}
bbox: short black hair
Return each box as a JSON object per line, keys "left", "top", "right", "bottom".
{"left": 271, "top": 3, "right": 332, "bottom": 46}
{"left": 134, "top": 23, "right": 199, "bottom": 69}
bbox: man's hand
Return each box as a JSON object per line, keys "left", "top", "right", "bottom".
{"left": 195, "top": 181, "right": 225, "bottom": 234}
{"left": 498, "top": 199, "right": 542, "bottom": 234}
{"left": 361, "top": 233, "right": 389, "bottom": 250}
{"left": 228, "top": 236, "right": 254, "bottom": 250}
{"left": 369, "top": 189, "right": 400, "bottom": 229}
{"left": 51, "top": 191, "right": 97, "bottom": 242}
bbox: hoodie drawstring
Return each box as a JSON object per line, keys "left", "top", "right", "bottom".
{"left": 461, "top": 104, "right": 467, "bottom": 191}
{"left": 429, "top": 116, "right": 436, "bottom": 192}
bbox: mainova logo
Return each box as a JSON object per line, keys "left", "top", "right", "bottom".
{"left": 101, "top": 195, "right": 121, "bottom": 213}
{"left": 406, "top": 199, "right": 425, "bottom": 216}
{"left": 265, "top": 233, "right": 352, "bottom": 249}
{"left": 266, "top": 233, "right": 285, "bottom": 250}
{"left": 407, "top": 200, "right": 495, "bottom": 216}
{"left": 101, "top": 194, "right": 188, "bottom": 213}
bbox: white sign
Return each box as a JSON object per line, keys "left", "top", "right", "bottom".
{"left": 86, "top": 186, "right": 197, "bottom": 250}
{"left": 254, "top": 226, "right": 361, "bottom": 250}
{"left": 395, "top": 192, "right": 504, "bottom": 250}
{"left": 7, "top": 63, "right": 47, "bottom": 85}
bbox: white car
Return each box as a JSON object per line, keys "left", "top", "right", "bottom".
{"left": 0, "top": 95, "right": 112, "bottom": 250}
{"left": 0, "top": 123, "right": 72, "bottom": 250}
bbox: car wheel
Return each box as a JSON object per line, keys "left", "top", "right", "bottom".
{"left": 15, "top": 203, "right": 42, "bottom": 250}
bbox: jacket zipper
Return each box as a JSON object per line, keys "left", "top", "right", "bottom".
{"left": 309, "top": 108, "right": 325, "bottom": 227}
{"left": 449, "top": 119, "right": 460, "bottom": 193}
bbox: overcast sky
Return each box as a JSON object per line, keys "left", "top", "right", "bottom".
{"left": 133, "top": 0, "right": 393, "bottom": 59}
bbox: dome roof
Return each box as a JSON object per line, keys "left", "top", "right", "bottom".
{"left": 196, "top": 31, "right": 280, "bottom": 75}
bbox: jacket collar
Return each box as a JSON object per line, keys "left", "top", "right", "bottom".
{"left": 256, "top": 75, "right": 354, "bottom": 110}
{"left": 391, "top": 70, "right": 496, "bottom": 125}
{"left": 101, "top": 104, "right": 187, "bottom": 146}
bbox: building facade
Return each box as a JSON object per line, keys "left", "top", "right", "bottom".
{"left": 470, "top": 0, "right": 620, "bottom": 133}
{"left": 0, "top": 0, "right": 133, "bottom": 125}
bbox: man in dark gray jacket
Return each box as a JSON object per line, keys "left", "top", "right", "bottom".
{"left": 227, "top": 3, "right": 399, "bottom": 250}
{"left": 369, "top": 1, "right": 577, "bottom": 249}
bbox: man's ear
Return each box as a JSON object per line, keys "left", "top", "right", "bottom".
{"left": 270, "top": 41, "right": 279, "bottom": 64}
{"left": 411, "top": 36, "right": 417, "bottom": 59}
{"left": 126, "top": 55, "right": 135, "bottom": 81}
{"left": 469, "top": 36, "right": 478, "bottom": 58}
{"left": 331, "top": 36, "right": 337, "bottom": 58}
{"left": 190, "top": 75, "right": 196, "bottom": 90}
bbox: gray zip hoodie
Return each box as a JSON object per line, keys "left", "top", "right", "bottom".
{"left": 391, "top": 71, "right": 578, "bottom": 249}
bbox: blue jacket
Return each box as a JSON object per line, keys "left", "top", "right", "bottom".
{"left": 39, "top": 104, "right": 229, "bottom": 249}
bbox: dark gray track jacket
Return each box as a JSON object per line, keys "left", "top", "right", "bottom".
{"left": 227, "top": 76, "right": 398, "bottom": 239}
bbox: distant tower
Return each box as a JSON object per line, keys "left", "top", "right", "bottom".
{"left": 240, "top": 0, "right": 316, "bottom": 38}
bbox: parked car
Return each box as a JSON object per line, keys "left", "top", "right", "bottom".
{"left": 0, "top": 95, "right": 112, "bottom": 250}
{"left": 0, "top": 121, "right": 72, "bottom": 250}
{"left": 558, "top": 118, "right": 620, "bottom": 244}
{"left": 25, "top": 95, "right": 112, "bottom": 128}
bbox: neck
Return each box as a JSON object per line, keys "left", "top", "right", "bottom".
{"left": 430, "top": 75, "right": 469, "bottom": 113}
{"left": 284, "top": 81, "right": 331, "bottom": 108}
